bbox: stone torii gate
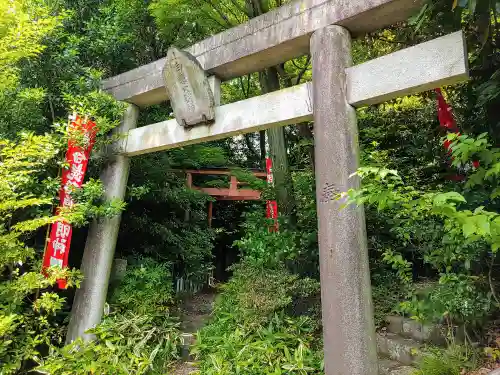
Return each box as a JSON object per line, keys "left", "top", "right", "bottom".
{"left": 66, "top": 0, "right": 469, "bottom": 373}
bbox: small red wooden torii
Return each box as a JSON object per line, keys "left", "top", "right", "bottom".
{"left": 184, "top": 169, "right": 267, "bottom": 227}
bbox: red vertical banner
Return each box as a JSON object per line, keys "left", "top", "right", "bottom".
{"left": 435, "top": 88, "right": 479, "bottom": 177}
{"left": 436, "top": 88, "right": 458, "bottom": 132}
{"left": 265, "top": 156, "right": 279, "bottom": 232}
{"left": 42, "top": 114, "right": 97, "bottom": 288}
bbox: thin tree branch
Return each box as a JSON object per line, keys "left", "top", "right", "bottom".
{"left": 48, "top": 94, "right": 55, "bottom": 123}
{"left": 260, "top": 130, "right": 266, "bottom": 162}
{"left": 239, "top": 76, "right": 249, "bottom": 98}
{"left": 203, "top": 0, "right": 235, "bottom": 27}
{"left": 220, "top": 1, "right": 244, "bottom": 24}
{"left": 244, "top": 133, "right": 260, "bottom": 159}
{"left": 291, "top": 58, "right": 308, "bottom": 71}
{"left": 493, "top": 4, "right": 499, "bottom": 52}
{"left": 194, "top": 0, "right": 228, "bottom": 29}
{"left": 239, "top": 74, "right": 259, "bottom": 160}
{"left": 246, "top": 74, "right": 251, "bottom": 97}
{"left": 252, "top": 0, "right": 263, "bottom": 15}
{"left": 227, "top": 0, "right": 248, "bottom": 16}
{"left": 295, "top": 55, "right": 311, "bottom": 85}
{"left": 275, "top": 63, "right": 292, "bottom": 87}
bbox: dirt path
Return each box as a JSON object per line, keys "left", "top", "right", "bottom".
{"left": 170, "top": 291, "right": 217, "bottom": 375}
{"left": 179, "top": 291, "right": 217, "bottom": 333}
{"left": 170, "top": 362, "right": 199, "bottom": 375}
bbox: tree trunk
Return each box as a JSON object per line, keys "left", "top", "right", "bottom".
{"left": 259, "top": 67, "right": 296, "bottom": 219}
{"left": 245, "top": 0, "right": 296, "bottom": 220}
{"left": 259, "top": 130, "right": 266, "bottom": 163}
{"left": 275, "top": 61, "right": 315, "bottom": 172}
{"left": 298, "top": 122, "right": 315, "bottom": 172}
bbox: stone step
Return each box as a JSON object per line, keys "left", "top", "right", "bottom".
{"left": 378, "top": 358, "right": 416, "bottom": 375}
{"left": 377, "top": 332, "right": 422, "bottom": 366}
{"left": 385, "top": 315, "right": 447, "bottom": 344}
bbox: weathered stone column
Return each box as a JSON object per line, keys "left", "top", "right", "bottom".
{"left": 66, "top": 104, "right": 139, "bottom": 343}
{"left": 311, "top": 26, "right": 378, "bottom": 375}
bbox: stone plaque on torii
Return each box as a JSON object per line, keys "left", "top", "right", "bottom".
{"left": 68, "top": 0, "right": 469, "bottom": 374}
{"left": 163, "top": 47, "right": 216, "bottom": 127}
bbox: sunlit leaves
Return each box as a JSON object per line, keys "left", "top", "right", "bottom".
{"left": 0, "top": 0, "right": 65, "bottom": 92}
{"left": 33, "top": 293, "right": 65, "bottom": 315}
{"left": 432, "top": 192, "right": 466, "bottom": 206}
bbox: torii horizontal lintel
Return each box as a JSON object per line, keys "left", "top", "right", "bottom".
{"left": 101, "top": 0, "right": 425, "bottom": 107}
{"left": 122, "top": 32, "right": 467, "bottom": 157}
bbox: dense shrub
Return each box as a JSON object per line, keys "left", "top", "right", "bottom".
{"left": 193, "top": 261, "right": 323, "bottom": 374}
{"left": 346, "top": 134, "right": 500, "bottom": 330}
{"left": 37, "top": 257, "right": 181, "bottom": 374}
{"left": 109, "top": 258, "right": 174, "bottom": 314}
{"left": 415, "top": 345, "right": 478, "bottom": 375}
{"left": 37, "top": 312, "right": 181, "bottom": 375}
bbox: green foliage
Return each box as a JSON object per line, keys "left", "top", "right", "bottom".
{"left": 371, "top": 271, "right": 409, "bottom": 328}
{"left": 37, "top": 259, "right": 180, "bottom": 375}
{"left": 119, "top": 155, "right": 216, "bottom": 280}
{"left": 235, "top": 215, "right": 298, "bottom": 268}
{"left": 415, "top": 345, "right": 477, "bottom": 375}
{"left": 235, "top": 170, "right": 319, "bottom": 277}
{"left": 2, "top": 0, "right": 500, "bottom": 373}
{"left": 214, "top": 261, "right": 319, "bottom": 324}
{"left": 110, "top": 258, "right": 174, "bottom": 314}
{"left": 383, "top": 249, "right": 414, "bottom": 286}
{"left": 0, "top": 136, "right": 123, "bottom": 374}
{"left": 345, "top": 134, "right": 500, "bottom": 327}
{"left": 0, "top": 0, "right": 65, "bottom": 137}
{"left": 398, "top": 275, "right": 492, "bottom": 325}
{"left": 195, "top": 314, "right": 323, "bottom": 375}
{"left": 416, "top": 353, "right": 462, "bottom": 375}
{"left": 0, "top": 128, "right": 128, "bottom": 373}
{"left": 36, "top": 258, "right": 181, "bottom": 375}
{"left": 193, "top": 261, "right": 323, "bottom": 375}
{"left": 0, "top": 0, "right": 64, "bottom": 91}
{"left": 37, "top": 312, "right": 181, "bottom": 375}
{"left": 0, "top": 267, "right": 82, "bottom": 375}
{"left": 0, "top": 3, "right": 128, "bottom": 369}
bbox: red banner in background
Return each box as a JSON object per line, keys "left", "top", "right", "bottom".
{"left": 435, "top": 88, "right": 479, "bottom": 178}
{"left": 42, "top": 114, "right": 96, "bottom": 288}
{"left": 265, "top": 156, "right": 279, "bottom": 232}
{"left": 436, "top": 88, "right": 458, "bottom": 133}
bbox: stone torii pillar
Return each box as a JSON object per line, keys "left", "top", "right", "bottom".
{"left": 311, "top": 26, "right": 377, "bottom": 374}
{"left": 66, "top": 104, "right": 139, "bottom": 343}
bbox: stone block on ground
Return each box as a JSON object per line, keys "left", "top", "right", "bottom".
{"left": 402, "top": 319, "right": 420, "bottom": 338}
{"left": 377, "top": 332, "right": 422, "bottom": 365}
{"left": 386, "top": 316, "right": 404, "bottom": 335}
{"left": 385, "top": 315, "right": 446, "bottom": 344}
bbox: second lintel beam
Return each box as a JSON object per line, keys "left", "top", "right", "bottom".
{"left": 123, "top": 32, "right": 467, "bottom": 157}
